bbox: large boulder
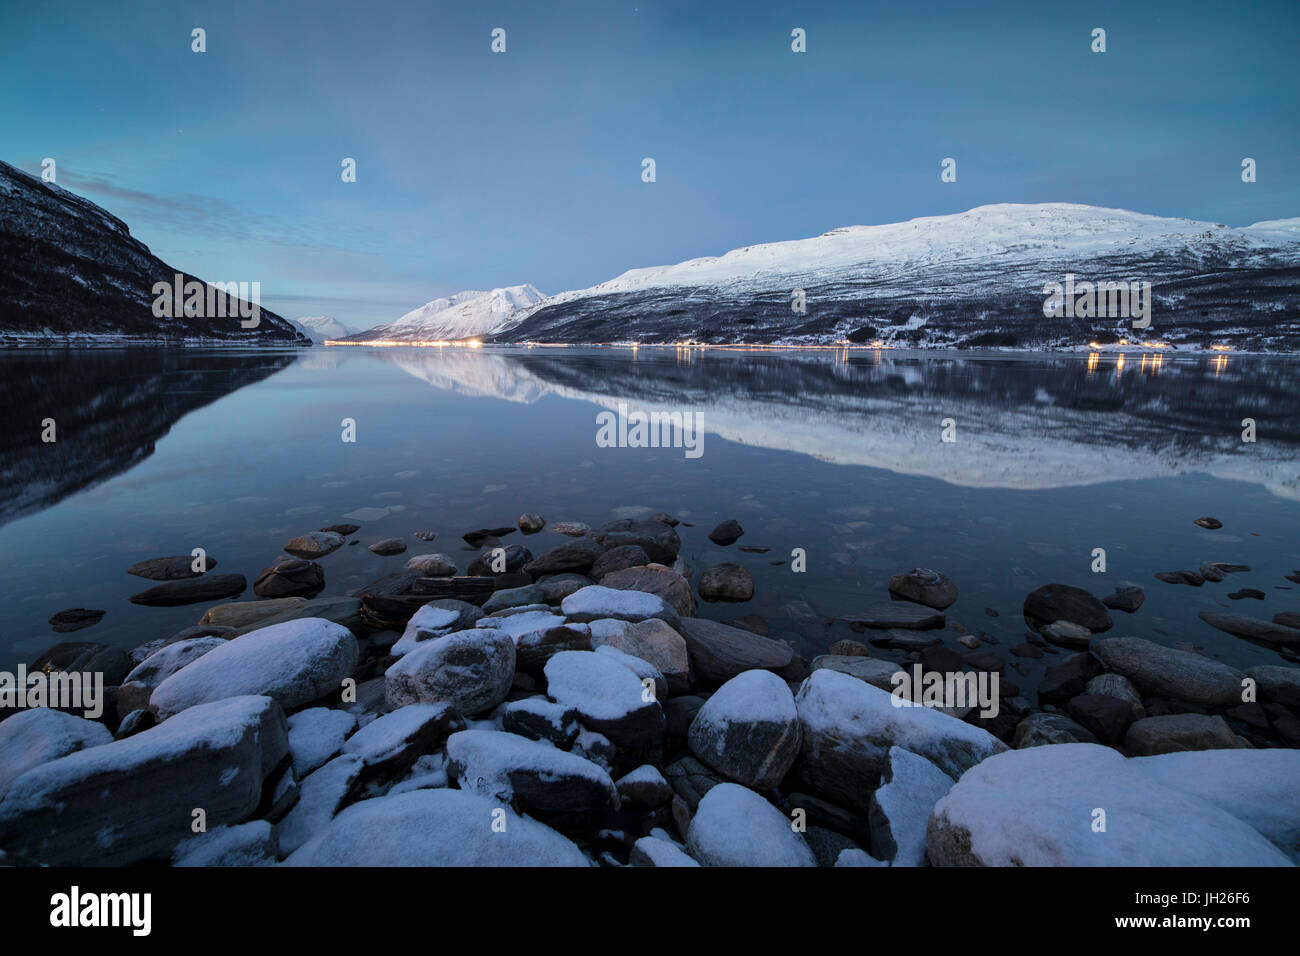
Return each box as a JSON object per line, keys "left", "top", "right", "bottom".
{"left": 0, "top": 708, "right": 112, "bottom": 801}
{"left": 384, "top": 627, "right": 515, "bottom": 715}
{"left": 794, "top": 669, "right": 1005, "bottom": 815}
{"left": 0, "top": 695, "right": 288, "bottom": 866}
{"left": 150, "top": 618, "right": 358, "bottom": 720}
{"left": 687, "top": 670, "right": 801, "bottom": 790}
{"left": 599, "top": 563, "right": 697, "bottom": 617}
{"left": 285, "top": 789, "right": 590, "bottom": 866}
{"left": 1123, "top": 714, "right": 1252, "bottom": 755}
{"left": 927, "top": 743, "right": 1292, "bottom": 866}
{"left": 686, "top": 782, "right": 816, "bottom": 867}
{"left": 1092, "top": 637, "right": 1245, "bottom": 707}
{"left": 888, "top": 568, "right": 958, "bottom": 610}
{"left": 543, "top": 650, "right": 665, "bottom": 747}
{"left": 560, "top": 585, "right": 681, "bottom": 628}
{"left": 869, "top": 746, "right": 954, "bottom": 866}
{"left": 588, "top": 518, "right": 681, "bottom": 564}
{"left": 1023, "top": 584, "right": 1112, "bottom": 633}
{"left": 677, "top": 617, "right": 795, "bottom": 683}
{"left": 589, "top": 618, "right": 690, "bottom": 695}
{"left": 447, "top": 729, "right": 618, "bottom": 812}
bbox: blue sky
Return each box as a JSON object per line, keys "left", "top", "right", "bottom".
{"left": 2, "top": 0, "right": 1297, "bottom": 329}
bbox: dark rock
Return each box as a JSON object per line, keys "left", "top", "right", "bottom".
{"left": 518, "top": 513, "right": 546, "bottom": 534}
{"left": 1199, "top": 611, "right": 1300, "bottom": 647}
{"left": 1010, "top": 642, "right": 1044, "bottom": 659}
{"left": 253, "top": 557, "right": 325, "bottom": 599}
{"left": 677, "top": 617, "right": 795, "bottom": 683}
{"left": 698, "top": 563, "right": 754, "bottom": 602}
{"left": 1124, "top": 713, "right": 1251, "bottom": 754}
{"left": 125, "top": 554, "right": 218, "bottom": 580}
{"left": 284, "top": 532, "right": 345, "bottom": 559}
{"left": 600, "top": 563, "right": 697, "bottom": 618}
{"left": 887, "top": 568, "right": 958, "bottom": 610}
{"left": 707, "top": 519, "right": 744, "bottom": 546}
{"left": 30, "top": 641, "right": 133, "bottom": 687}
{"left": 1066, "top": 694, "right": 1133, "bottom": 745}
{"left": 128, "top": 573, "right": 247, "bottom": 607}
{"left": 462, "top": 527, "right": 516, "bottom": 547}
{"left": 1037, "top": 651, "right": 1105, "bottom": 704}
{"left": 1193, "top": 517, "right": 1223, "bottom": 529}
{"left": 1101, "top": 583, "right": 1146, "bottom": 613}
{"left": 844, "top": 601, "right": 945, "bottom": 630}
{"left": 48, "top": 608, "right": 105, "bottom": 633}
{"left": 320, "top": 523, "right": 360, "bottom": 536}
{"left": 588, "top": 518, "right": 681, "bottom": 564}
{"left": 524, "top": 538, "right": 604, "bottom": 576}
{"left": 1012, "top": 711, "right": 1100, "bottom": 747}
{"left": 1023, "top": 584, "right": 1111, "bottom": 633}
{"left": 1228, "top": 589, "right": 1266, "bottom": 600}
{"left": 467, "top": 543, "right": 532, "bottom": 576}
{"left": 590, "top": 545, "right": 651, "bottom": 580}
{"left": 114, "top": 708, "right": 157, "bottom": 739}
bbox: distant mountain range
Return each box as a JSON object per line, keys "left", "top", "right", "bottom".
{"left": 4, "top": 157, "right": 1297, "bottom": 352}
{"left": 0, "top": 160, "right": 308, "bottom": 346}
{"left": 292, "top": 315, "right": 355, "bottom": 343}
{"left": 334, "top": 285, "right": 544, "bottom": 343}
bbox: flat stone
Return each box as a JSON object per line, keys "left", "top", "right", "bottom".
{"left": 369, "top": 537, "right": 407, "bottom": 556}
{"left": 524, "top": 538, "right": 604, "bottom": 576}
{"left": 1199, "top": 612, "right": 1300, "bottom": 647}
{"left": 200, "top": 597, "right": 307, "bottom": 629}
{"left": 1093, "top": 637, "right": 1245, "bottom": 707}
{"left": 677, "top": 617, "right": 795, "bottom": 683}
{"left": 126, "top": 554, "right": 219, "bottom": 580}
{"left": 599, "top": 563, "right": 697, "bottom": 617}
{"left": 283, "top": 532, "right": 345, "bottom": 559}
{"left": 129, "top": 574, "right": 247, "bottom": 607}
{"left": 561, "top": 584, "right": 681, "bottom": 628}
{"left": 843, "top": 601, "right": 945, "bottom": 630}
{"left": 1124, "top": 714, "right": 1252, "bottom": 755}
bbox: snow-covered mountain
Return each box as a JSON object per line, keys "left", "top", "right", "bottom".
{"left": 293, "top": 315, "right": 354, "bottom": 343}
{"left": 501, "top": 204, "right": 1300, "bottom": 351}
{"left": 341, "top": 284, "right": 544, "bottom": 343}
{"left": 0, "top": 160, "right": 309, "bottom": 346}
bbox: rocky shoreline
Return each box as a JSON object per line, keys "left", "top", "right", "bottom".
{"left": 1, "top": 509, "right": 1298, "bottom": 866}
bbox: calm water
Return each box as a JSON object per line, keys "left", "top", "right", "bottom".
{"left": 2, "top": 346, "right": 1299, "bottom": 689}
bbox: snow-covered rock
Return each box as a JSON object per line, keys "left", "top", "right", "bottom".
{"left": 543, "top": 650, "right": 665, "bottom": 746}
{"left": 341, "top": 702, "right": 464, "bottom": 775}
{"left": 616, "top": 764, "right": 673, "bottom": 808}
{"left": 276, "top": 753, "right": 364, "bottom": 856}
{"left": 391, "top": 603, "right": 468, "bottom": 657}
{"left": 285, "top": 788, "right": 590, "bottom": 866}
{"left": 0, "top": 695, "right": 288, "bottom": 866}
{"left": 447, "top": 729, "right": 618, "bottom": 812}
{"left": 287, "top": 707, "right": 358, "bottom": 777}
{"left": 927, "top": 743, "right": 1293, "bottom": 866}
{"left": 172, "top": 820, "right": 278, "bottom": 866}
{"left": 595, "top": 643, "right": 667, "bottom": 702}
{"left": 630, "top": 835, "right": 700, "bottom": 867}
{"left": 590, "top": 618, "right": 691, "bottom": 695}
{"left": 687, "top": 670, "right": 801, "bottom": 790}
{"left": 794, "top": 669, "right": 1006, "bottom": 815}
{"left": 500, "top": 697, "right": 580, "bottom": 747}
{"left": 150, "top": 618, "right": 358, "bottom": 720}
{"left": 123, "top": 637, "right": 227, "bottom": 688}
{"left": 1131, "top": 749, "right": 1300, "bottom": 863}
{"left": 560, "top": 585, "right": 681, "bottom": 628}
{"left": 868, "top": 746, "right": 954, "bottom": 866}
{"left": 686, "top": 782, "right": 816, "bottom": 867}
{"left": 0, "top": 708, "right": 112, "bottom": 801}
{"left": 384, "top": 627, "right": 515, "bottom": 715}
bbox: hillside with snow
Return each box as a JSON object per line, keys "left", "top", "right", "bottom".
{"left": 341, "top": 284, "right": 544, "bottom": 343}
{"left": 501, "top": 204, "right": 1300, "bottom": 351}
{"left": 0, "top": 160, "right": 309, "bottom": 346}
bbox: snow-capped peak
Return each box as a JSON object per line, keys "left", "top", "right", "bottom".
{"left": 293, "top": 315, "right": 354, "bottom": 343}
{"left": 362, "top": 284, "right": 545, "bottom": 341}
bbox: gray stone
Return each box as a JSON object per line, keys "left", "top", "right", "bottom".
{"left": 687, "top": 670, "right": 800, "bottom": 790}
{"left": 384, "top": 627, "right": 515, "bottom": 715}
{"left": 677, "top": 617, "right": 795, "bottom": 683}
{"left": 1093, "top": 637, "right": 1244, "bottom": 707}
{"left": 1124, "top": 714, "right": 1252, "bottom": 755}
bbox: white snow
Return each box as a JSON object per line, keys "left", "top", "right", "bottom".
{"left": 276, "top": 753, "right": 364, "bottom": 856}
{"left": 693, "top": 669, "right": 797, "bottom": 726}
{"left": 172, "top": 820, "right": 277, "bottom": 866}
{"left": 686, "top": 782, "right": 816, "bottom": 867}
{"left": 150, "top": 617, "right": 358, "bottom": 719}
{"left": 285, "top": 788, "right": 591, "bottom": 866}
{"left": 632, "top": 836, "right": 700, "bottom": 867}
{"left": 391, "top": 604, "right": 465, "bottom": 657}
{"left": 929, "top": 744, "right": 1293, "bottom": 866}
{"left": 341, "top": 702, "right": 451, "bottom": 767}
{"left": 869, "top": 745, "right": 954, "bottom": 866}
{"left": 561, "top": 585, "right": 679, "bottom": 626}
{"left": 0, "top": 708, "right": 112, "bottom": 800}
{"left": 446, "top": 729, "right": 616, "bottom": 805}
{"left": 355, "top": 284, "right": 545, "bottom": 343}
{"left": 292, "top": 315, "right": 355, "bottom": 343}
{"left": 287, "top": 708, "right": 358, "bottom": 777}
{"left": 543, "top": 650, "right": 650, "bottom": 721}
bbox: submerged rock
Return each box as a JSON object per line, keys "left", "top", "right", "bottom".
{"left": 707, "top": 519, "right": 744, "bottom": 546}
{"left": 126, "top": 554, "right": 219, "bottom": 580}
{"left": 129, "top": 573, "right": 247, "bottom": 607}
{"left": 888, "top": 568, "right": 958, "bottom": 610}
{"left": 698, "top": 563, "right": 755, "bottom": 602}
{"left": 284, "top": 532, "right": 345, "bottom": 559}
